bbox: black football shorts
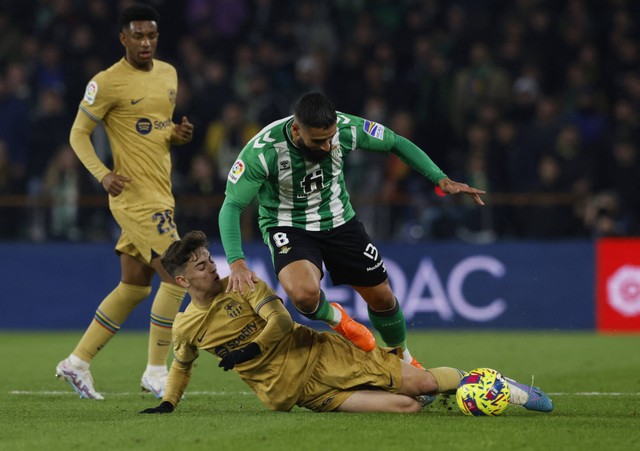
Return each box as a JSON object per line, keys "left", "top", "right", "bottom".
{"left": 266, "top": 217, "right": 388, "bottom": 287}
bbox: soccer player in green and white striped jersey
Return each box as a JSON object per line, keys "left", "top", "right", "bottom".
{"left": 219, "top": 93, "right": 484, "bottom": 368}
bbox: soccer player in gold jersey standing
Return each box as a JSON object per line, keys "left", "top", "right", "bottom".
{"left": 55, "top": 4, "right": 194, "bottom": 400}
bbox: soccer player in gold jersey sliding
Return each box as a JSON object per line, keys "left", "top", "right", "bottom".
{"left": 141, "top": 231, "right": 554, "bottom": 414}
{"left": 55, "top": 3, "right": 193, "bottom": 400}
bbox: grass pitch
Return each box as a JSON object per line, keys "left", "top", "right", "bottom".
{"left": 1, "top": 331, "right": 639, "bottom": 450}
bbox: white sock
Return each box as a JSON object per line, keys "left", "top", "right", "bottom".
{"left": 146, "top": 364, "right": 168, "bottom": 374}
{"left": 328, "top": 305, "right": 342, "bottom": 327}
{"left": 402, "top": 349, "right": 413, "bottom": 363}
{"left": 508, "top": 380, "right": 529, "bottom": 405}
{"left": 69, "top": 354, "right": 90, "bottom": 370}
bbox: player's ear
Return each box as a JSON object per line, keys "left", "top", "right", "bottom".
{"left": 175, "top": 275, "right": 190, "bottom": 288}
{"left": 119, "top": 31, "right": 126, "bottom": 47}
{"left": 291, "top": 121, "right": 300, "bottom": 135}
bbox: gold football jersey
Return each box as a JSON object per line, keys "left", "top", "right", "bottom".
{"left": 79, "top": 58, "right": 178, "bottom": 210}
{"left": 172, "top": 279, "right": 320, "bottom": 411}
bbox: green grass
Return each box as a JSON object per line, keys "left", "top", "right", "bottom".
{"left": 1, "top": 331, "right": 639, "bottom": 450}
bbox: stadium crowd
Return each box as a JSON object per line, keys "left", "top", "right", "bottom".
{"left": 1, "top": 0, "right": 639, "bottom": 242}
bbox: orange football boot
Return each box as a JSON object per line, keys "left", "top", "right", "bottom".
{"left": 330, "top": 302, "right": 376, "bottom": 352}
{"left": 410, "top": 357, "right": 425, "bottom": 370}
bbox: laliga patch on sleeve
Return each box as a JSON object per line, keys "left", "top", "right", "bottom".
{"left": 228, "top": 159, "right": 246, "bottom": 184}
{"left": 84, "top": 81, "right": 98, "bottom": 105}
{"left": 363, "top": 120, "right": 385, "bottom": 140}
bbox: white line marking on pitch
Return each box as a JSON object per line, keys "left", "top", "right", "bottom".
{"left": 9, "top": 391, "right": 640, "bottom": 396}
{"left": 9, "top": 390, "right": 253, "bottom": 396}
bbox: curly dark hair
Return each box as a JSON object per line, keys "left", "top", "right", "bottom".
{"left": 161, "top": 230, "right": 208, "bottom": 277}
{"left": 118, "top": 3, "right": 161, "bottom": 31}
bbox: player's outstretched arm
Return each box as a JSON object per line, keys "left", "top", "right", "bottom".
{"left": 437, "top": 177, "right": 486, "bottom": 206}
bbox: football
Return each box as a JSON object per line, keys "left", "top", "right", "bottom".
{"left": 456, "top": 368, "right": 511, "bottom": 416}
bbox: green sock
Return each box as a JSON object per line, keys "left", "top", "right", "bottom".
{"left": 368, "top": 299, "right": 407, "bottom": 348}
{"left": 299, "top": 290, "right": 334, "bottom": 322}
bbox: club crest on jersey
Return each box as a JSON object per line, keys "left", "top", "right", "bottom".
{"left": 84, "top": 81, "right": 98, "bottom": 105}
{"left": 363, "top": 120, "right": 385, "bottom": 140}
{"left": 278, "top": 245, "right": 291, "bottom": 255}
{"left": 224, "top": 300, "right": 243, "bottom": 318}
{"left": 279, "top": 160, "right": 290, "bottom": 170}
{"left": 228, "top": 159, "right": 245, "bottom": 184}
{"left": 168, "top": 88, "right": 176, "bottom": 105}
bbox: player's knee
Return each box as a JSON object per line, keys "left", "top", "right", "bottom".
{"left": 419, "top": 370, "right": 439, "bottom": 394}
{"left": 396, "top": 396, "right": 422, "bottom": 413}
{"left": 287, "top": 287, "right": 321, "bottom": 313}
{"left": 404, "top": 366, "right": 438, "bottom": 395}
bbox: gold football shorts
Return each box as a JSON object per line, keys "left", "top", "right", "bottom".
{"left": 297, "top": 333, "right": 404, "bottom": 412}
{"left": 111, "top": 206, "right": 179, "bottom": 264}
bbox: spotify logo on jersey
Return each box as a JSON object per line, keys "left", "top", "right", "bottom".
{"left": 136, "top": 118, "right": 152, "bottom": 135}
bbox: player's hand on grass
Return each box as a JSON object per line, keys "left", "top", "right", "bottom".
{"left": 101, "top": 172, "right": 132, "bottom": 197}
{"left": 218, "top": 342, "right": 261, "bottom": 371}
{"left": 227, "top": 259, "right": 259, "bottom": 294}
{"left": 438, "top": 177, "right": 486, "bottom": 206}
{"left": 140, "top": 401, "right": 175, "bottom": 414}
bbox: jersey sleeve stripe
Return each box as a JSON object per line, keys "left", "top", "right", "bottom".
{"left": 79, "top": 105, "right": 100, "bottom": 122}
{"left": 350, "top": 126, "right": 357, "bottom": 150}
{"left": 258, "top": 153, "right": 269, "bottom": 176}
{"left": 254, "top": 294, "right": 282, "bottom": 313}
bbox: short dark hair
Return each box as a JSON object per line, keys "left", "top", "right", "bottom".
{"left": 161, "top": 231, "right": 208, "bottom": 277}
{"left": 118, "top": 3, "right": 160, "bottom": 31}
{"left": 294, "top": 93, "right": 337, "bottom": 129}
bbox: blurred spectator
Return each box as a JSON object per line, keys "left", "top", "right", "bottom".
{"left": 564, "top": 87, "right": 609, "bottom": 145}
{"left": 611, "top": 98, "right": 640, "bottom": 142}
{"left": 176, "top": 153, "right": 224, "bottom": 237}
{"left": 41, "top": 144, "right": 84, "bottom": 241}
{"left": 379, "top": 109, "right": 425, "bottom": 239}
{"left": 192, "top": 58, "right": 232, "bottom": 125}
{"left": 0, "top": 139, "right": 26, "bottom": 239}
{"left": 327, "top": 42, "right": 366, "bottom": 113}
{"left": 291, "top": 1, "right": 338, "bottom": 57}
{"left": 244, "top": 68, "right": 290, "bottom": 125}
{"left": 203, "top": 100, "right": 261, "bottom": 182}
{"left": 449, "top": 123, "right": 494, "bottom": 242}
{"left": 549, "top": 123, "right": 594, "bottom": 197}
{"left": 490, "top": 119, "right": 528, "bottom": 237}
{"left": 0, "top": 72, "right": 29, "bottom": 180}
{"left": 510, "top": 66, "right": 541, "bottom": 126}
{"left": 596, "top": 139, "right": 640, "bottom": 231}
{"left": 27, "top": 88, "right": 70, "bottom": 190}
{"left": 34, "top": 43, "right": 66, "bottom": 94}
{"left": 524, "top": 155, "right": 584, "bottom": 239}
{"left": 0, "top": 11, "right": 24, "bottom": 63}
{"left": 520, "top": 96, "right": 562, "bottom": 167}
{"left": 187, "top": 0, "right": 249, "bottom": 44}
{"left": 583, "top": 190, "right": 630, "bottom": 237}
{"left": 293, "top": 50, "right": 329, "bottom": 98}
{"left": 450, "top": 41, "right": 511, "bottom": 136}
{"left": 407, "top": 40, "right": 454, "bottom": 168}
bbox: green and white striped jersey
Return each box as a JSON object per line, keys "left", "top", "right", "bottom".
{"left": 220, "top": 112, "right": 447, "bottom": 262}
{"left": 225, "top": 113, "right": 401, "bottom": 233}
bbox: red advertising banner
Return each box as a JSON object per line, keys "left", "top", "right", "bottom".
{"left": 596, "top": 238, "right": 640, "bottom": 332}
